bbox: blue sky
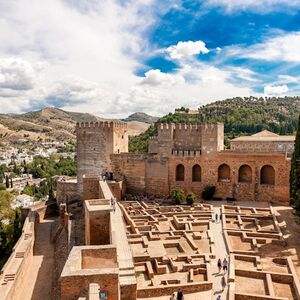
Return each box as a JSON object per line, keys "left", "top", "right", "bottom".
{"left": 0, "top": 0, "right": 300, "bottom": 117}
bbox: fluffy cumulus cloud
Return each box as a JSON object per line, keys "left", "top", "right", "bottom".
{"left": 0, "top": 58, "right": 40, "bottom": 90}
{"left": 0, "top": 0, "right": 295, "bottom": 117}
{"left": 264, "top": 84, "right": 289, "bottom": 95}
{"left": 166, "top": 40, "right": 209, "bottom": 60}
{"left": 140, "top": 69, "right": 184, "bottom": 86}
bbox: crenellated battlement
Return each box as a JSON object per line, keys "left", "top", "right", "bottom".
{"left": 157, "top": 122, "right": 221, "bottom": 132}
{"left": 76, "top": 121, "right": 128, "bottom": 130}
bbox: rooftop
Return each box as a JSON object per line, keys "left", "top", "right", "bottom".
{"left": 231, "top": 130, "right": 295, "bottom": 142}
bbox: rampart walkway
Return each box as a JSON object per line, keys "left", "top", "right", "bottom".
{"left": 14, "top": 218, "right": 55, "bottom": 300}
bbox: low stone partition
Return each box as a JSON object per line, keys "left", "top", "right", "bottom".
{"left": 137, "top": 281, "right": 212, "bottom": 298}
{"left": 0, "top": 210, "right": 36, "bottom": 300}
{"left": 60, "top": 245, "right": 119, "bottom": 300}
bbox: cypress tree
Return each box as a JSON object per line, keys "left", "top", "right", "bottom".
{"left": 5, "top": 175, "right": 9, "bottom": 189}
{"left": 290, "top": 114, "right": 300, "bottom": 210}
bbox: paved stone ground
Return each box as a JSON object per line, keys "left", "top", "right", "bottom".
{"left": 210, "top": 206, "right": 229, "bottom": 300}
{"left": 14, "top": 217, "right": 55, "bottom": 300}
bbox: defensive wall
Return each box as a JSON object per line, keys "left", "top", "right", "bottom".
{"left": 111, "top": 150, "right": 290, "bottom": 203}
{"left": 76, "top": 121, "right": 128, "bottom": 198}
{"left": 0, "top": 210, "right": 36, "bottom": 300}
{"left": 60, "top": 176, "right": 136, "bottom": 300}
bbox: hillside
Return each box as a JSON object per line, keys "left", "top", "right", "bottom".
{"left": 129, "top": 96, "right": 300, "bottom": 152}
{"left": 0, "top": 108, "right": 150, "bottom": 144}
{"left": 123, "top": 112, "right": 159, "bottom": 124}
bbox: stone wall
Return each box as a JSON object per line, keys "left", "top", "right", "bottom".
{"left": 111, "top": 150, "right": 290, "bottom": 203}
{"left": 76, "top": 121, "right": 128, "bottom": 198}
{"left": 111, "top": 153, "right": 147, "bottom": 195}
{"left": 56, "top": 178, "right": 79, "bottom": 205}
{"left": 0, "top": 211, "right": 36, "bottom": 300}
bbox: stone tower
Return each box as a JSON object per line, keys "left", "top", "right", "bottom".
{"left": 76, "top": 121, "right": 128, "bottom": 198}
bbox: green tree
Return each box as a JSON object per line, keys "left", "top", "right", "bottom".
{"left": 5, "top": 175, "right": 9, "bottom": 189}
{"left": 171, "top": 188, "right": 185, "bottom": 205}
{"left": 202, "top": 185, "right": 216, "bottom": 200}
{"left": 186, "top": 192, "right": 196, "bottom": 205}
{"left": 290, "top": 114, "right": 300, "bottom": 210}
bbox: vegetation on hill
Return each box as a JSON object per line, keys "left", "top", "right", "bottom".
{"left": 0, "top": 191, "right": 23, "bottom": 268}
{"left": 27, "top": 155, "right": 76, "bottom": 179}
{"left": 290, "top": 114, "right": 300, "bottom": 211}
{"left": 123, "top": 112, "right": 159, "bottom": 124}
{"left": 129, "top": 97, "right": 300, "bottom": 152}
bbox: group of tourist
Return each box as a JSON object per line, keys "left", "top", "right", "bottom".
{"left": 217, "top": 257, "right": 228, "bottom": 273}
{"left": 169, "top": 288, "right": 184, "bottom": 300}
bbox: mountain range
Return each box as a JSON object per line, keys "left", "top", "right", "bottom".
{"left": 0, "top": 108, "right": 156, "bottom": 144}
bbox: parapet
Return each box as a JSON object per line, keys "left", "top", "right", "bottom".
{"left": 76, "top": 121, "right": 128, "bottom": 130}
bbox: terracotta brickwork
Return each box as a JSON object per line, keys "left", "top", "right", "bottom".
{"left": 76, "top": 121, "right": 128, "bottom": 198}
{"left": 60, "top": 246, "right": 119, "bottom": 300}
{"left": 56, "top": 177, "right": 78, "bottom": 205}
{"left": 110, "top": 123, "right": 291, "bottom": 203}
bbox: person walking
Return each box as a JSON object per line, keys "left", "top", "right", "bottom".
{"left": 216, "top": 295, "right": 221, "bottom": 300}
{"left": 217, "top": 258, "right": 222, "bottom": 273}
{"left": 215, "top": 213, "right": 219, "bottom": 223}
{"left": 170, "top": 292, "right": 177, "bottom": 300}
{"left": 223, "top": 258, "right": 228, "bottom": 273}
{"left": 177, "top": 288, "right": 184, "bottom": 300}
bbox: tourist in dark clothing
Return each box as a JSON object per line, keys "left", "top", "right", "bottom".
{"left": 217, "top": 258, "right": 222, "bottom": 273}
{"left": 177, "top": 288, "right": 184, "bottom": 300}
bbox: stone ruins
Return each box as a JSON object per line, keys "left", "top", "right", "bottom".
{"left": 0, "top": 120, "right": 299, "bottom": 300}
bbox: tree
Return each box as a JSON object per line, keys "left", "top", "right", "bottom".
{"left": 48, "top": 179, "right": 55, "bottom": 201}
{"left": 290, "top": 114, "right": 300, "bottom": 210}
{"left": 186, "top": 192, "right": 196, "bottom": 205}
{"left": 5, "top": 175, "right": 9, "bottom": 189}
{"left": 202, "top": 185, "right": 216, "bottom": 200}
{"left": 171, "top": 188, "right": 185, "bottom": 205}
{"left": 10, "top": 178, "right": 13, "bottom": 188}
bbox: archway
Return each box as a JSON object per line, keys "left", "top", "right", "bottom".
{"left": 260, "top": 165, "right": 275, "bottom": 185}
{"left": 238, "top": 164, "right": 252, "bottom": 183}
{"left": 218, "top": 164, "right": 230, "bottom": 182}
{"left": 176, "top": 164, "right": 185, "bottom": 181}
{"left": 192, "top": 164, "right": 201, "bottom": 182}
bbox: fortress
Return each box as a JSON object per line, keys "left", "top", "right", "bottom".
{"left": 58, "top": 120, "right": 294, "bottom": 205}
{"left": 1, "top": 120, "right": 298, "bottom": 300}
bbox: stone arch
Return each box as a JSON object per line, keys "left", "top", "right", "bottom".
{"left": 238, "top": 164, "right": 252, "bottom": 183}
{"left": 176, "top": 164, "right": 185, "bottom": 181}
{"left": 260, "top": 165, "right": 275, "bottom": 185}
{"left": 218, "top": 164, "right": 231, "bottom": 182}
{"left": 192, "top": 164, "right": 201, "bottom": 182}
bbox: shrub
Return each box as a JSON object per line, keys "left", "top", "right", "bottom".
{"left": 186, "top": 192, "right": 196, "bottom": 205}
{"left": 171, "top": 188, "right": 185, "bottom": 205}
{"left": 202, "top": 185, "right": 216, "bottom": 200}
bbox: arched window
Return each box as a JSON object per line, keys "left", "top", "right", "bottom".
{"left": 238, "top": 164, "right": 252, "bottom": 183}
{"left": 260, "top": 165, "right": 275, "bottom": 185}
{"left": 176, "top": 164, "right": 185, "bottom": 181}
{"left": 192, "top": 164, "right": 201, "bottom": 182}
{"left": 218, "top": 164, "right": 230, "bottom": 182}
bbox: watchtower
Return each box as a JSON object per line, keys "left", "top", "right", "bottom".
{"left": 76, "top": 121, "right": 128, "bottom": 198}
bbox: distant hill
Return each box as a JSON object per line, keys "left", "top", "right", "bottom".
{"left": 123, "top": 112, "right": 159, "bottom": 124}
{"left": 129, "top": 96, "right": 300, "bottom": 152}
{"left": 0, "top": 107, "right": 150, "bottom": 145}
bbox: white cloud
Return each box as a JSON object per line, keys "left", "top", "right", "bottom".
{"left": 0, "top": 58, "right": 41, "bottom": 90}
{"left": 228, "top": 67, "right": 259, "bottom": 82}
{"left": 140, "top": 69, "right": 184, "bottom": 86}
{"left": 206, "top": 0, "right": 300, "bottom": 12}
{"left": 166, "top": 40, "right": 209, "bottom": 60}
{"left": 264, "top": 84, "right": 289, "bottom": 95}
{"left": 0, "top": 1, "right": 257, "bottom": 118}
{"left": 229, "top": 32, "right": 300, "bottom": 62}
